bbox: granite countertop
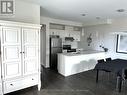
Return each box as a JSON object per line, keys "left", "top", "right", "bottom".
{"left": 58, "top": 50, "right": 105, "bottom": 56}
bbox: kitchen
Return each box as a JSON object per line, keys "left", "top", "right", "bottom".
{"left": 48, "top": 23, "right": 105, "bottom": 76}
{"left": 49, "top": 23, "right": 82, "bottom": 71}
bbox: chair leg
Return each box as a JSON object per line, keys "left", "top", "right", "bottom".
{"left": 96, "top": 70, "right": 99, "bottom": 83}
{"left": 116, "top": 76, "right": 122, "bottom": 92}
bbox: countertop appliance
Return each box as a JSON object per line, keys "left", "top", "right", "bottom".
{"left": 63, "top": 45, "right": 71, "bottom": 50}
{"left": 63, "top": 45, "right": 76, "bottom": 53}
{"left": 67, "top": 49, "right": 76, "bottom": 52}
{"left": 50, "top": 35, "right": 62, "bottom": 71}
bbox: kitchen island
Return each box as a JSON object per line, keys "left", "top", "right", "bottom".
{"left": 58, "top": 50, "right": 105, "bottom": 76}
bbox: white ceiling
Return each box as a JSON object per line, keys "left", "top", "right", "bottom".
{"left": 23, "top": 0, "right": 127, "bottom": 23}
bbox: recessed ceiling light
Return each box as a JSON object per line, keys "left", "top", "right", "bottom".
{"left": 81, "top": 14, "right": 86, "bottom": 16}
{"left": 116, "top": 9, "right": 125, "bottom": 12}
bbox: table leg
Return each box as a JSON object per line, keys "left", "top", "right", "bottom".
{"left": 96, "top": 69, "right": 99, "bottom": 83}
{"left": 116, "top": 76, "right": 122, "bottom": 92}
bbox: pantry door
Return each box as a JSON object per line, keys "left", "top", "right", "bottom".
{"left": 1, "top": 26, "right": 22, "bottom": 79}
{"left": 22, "top": 28, "right": 39, "bottom": 75}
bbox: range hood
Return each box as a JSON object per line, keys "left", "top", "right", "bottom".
{"left": 65, "top": 37, "right": 74, "bottom": 41}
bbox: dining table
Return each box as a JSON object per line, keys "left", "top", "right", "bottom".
{"left": 94, "top": 59, "right": 127, "bottom": 92}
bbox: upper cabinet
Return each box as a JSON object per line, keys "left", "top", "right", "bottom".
{"left": 73, "top": 26, "right": 82, "bottom": 31}
{"left": 49, "top": 23, "right": 82, "bottom": 41}
{"left": 50, "top": 23, "right": 65, "bottom": 30}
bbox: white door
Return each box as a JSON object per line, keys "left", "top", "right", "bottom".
{"left": 22, "top": 28, "right": 39, "bottom": 75}
{"left": 1, "top": 26, "right": 21, "bottom": 79}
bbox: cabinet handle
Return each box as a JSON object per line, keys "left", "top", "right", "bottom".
{"left": 32, "top": 78, "right": 34, "bottom": 80}
{"left": 20, "top": 52, "right": 22, "bottom": 54}
{"left": 10, "top": 84, "right": 13, "bottom": 86}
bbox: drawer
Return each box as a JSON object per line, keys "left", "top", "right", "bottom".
{"left": 4, "top": 75, "right": 39, "bottom": 94}
{"left": 22, "top": 75, "right": 39, "bottom": 87}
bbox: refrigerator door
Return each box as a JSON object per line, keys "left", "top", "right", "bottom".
{"left": 51, "top": 38, "right": 62, "bottom": 48}
{"left": 50, "top": 48, "right": 62, "bottom": 70}
{"left": 51, "top": 47, "right": 62, "bottom": 54}
{"left": 50, "top": 36, "right": 62, "bottom": 71}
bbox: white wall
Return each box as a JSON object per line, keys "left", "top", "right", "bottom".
{"left": 40, "top": 25, "right": 46, "bottom": 67}
{"left": 0, "top": 0, "right": 40, "bottom": 24}
{"left": 40, "top": 16, "right": 82, "bottom": 67}
{"left": 79, "top": 18, "right": 127, "bottom": 59}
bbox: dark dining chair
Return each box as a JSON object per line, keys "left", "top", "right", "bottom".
{"left": 124, "top": 70, "right": 127, "bottom": 79}
{"left": 105, "top": 58, "right": 112, "bottom": 62}
{"left": 97, "top": 59, "right": 105, "bottom": 63}
{"left": 96, "top": 59, "right": 105, "bottom": 82}
{"left": 96, "top": 59, "right": 110, "bottom": 82}
{"left": 119, "top": 68, "right": 127, "bottom": 92}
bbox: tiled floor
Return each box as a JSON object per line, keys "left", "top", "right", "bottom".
{"left": 6, "top": 68, "right": 127, "bottom": 95}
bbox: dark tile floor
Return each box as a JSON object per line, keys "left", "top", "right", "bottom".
{"left": 6, "top": 67, "right": 127, "bottom": 95}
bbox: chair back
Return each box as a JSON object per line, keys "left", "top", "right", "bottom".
{"left": 97, "top": 59, "right": 105, "bottom": 63}
{"left": 106, "top": 58, "right": 112, "bottom": 62}
{"left": 122, "top": 69, "right": 127, "bottom": 80}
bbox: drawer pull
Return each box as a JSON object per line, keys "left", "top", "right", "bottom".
{"left": 32, "top": 78, "right": 34, "bottom": 80}
{"left": 10, "top": 84, "right": 13, "bottom": 86}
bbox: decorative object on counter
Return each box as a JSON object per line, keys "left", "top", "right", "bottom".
{"left": 116, "top": 34, "right": 127, "bottom": 53}
{"left": 100, "top": 45, "right": 108, "bottom": 52}
{"left": 87, "top": 33, "right": 92, "bottom": 46}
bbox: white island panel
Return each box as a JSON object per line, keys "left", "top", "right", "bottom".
{"left": 58, "top": 51, "right": 105, "bottom": 76}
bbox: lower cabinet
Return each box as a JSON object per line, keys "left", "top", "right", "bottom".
{"left": 3, "top": 75, "right": 39, "bottom": 94}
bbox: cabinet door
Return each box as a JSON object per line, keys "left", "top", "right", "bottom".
{"left": 1, "top": 26, "right": 21, "bottom": 79}
{"left": 22, "top": 28, "right": 39, "bottom": 75}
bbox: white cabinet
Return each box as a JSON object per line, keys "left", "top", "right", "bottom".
{"left": 73, "top": 31, "right": 81, "bottom": 41}
{"left": 58, "top": 52, "right": 105, "bottom": 76}
{"left": 65, "top": 26, "right": 73, "bottom": 31}
{"left": 65, "top": 26, "right": 81, "bottom": 41}
{"left": 65, "top": 31, "right": 81, "bottom": 41}
{"left": 49, "top": 24, "right": 82, "bottom": 41}
{"left": 0, "top": 20, "right": 41, "bottom": 95}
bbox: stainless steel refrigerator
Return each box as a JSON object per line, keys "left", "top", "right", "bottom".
{"left": 50, "top": 35, "right": 62, "bottom": 71}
